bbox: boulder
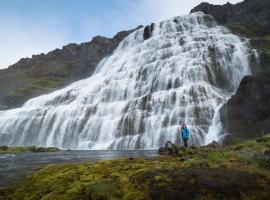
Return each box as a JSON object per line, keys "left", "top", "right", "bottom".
{"left": 158, "top": 141, "right": 178, "bottom": 155}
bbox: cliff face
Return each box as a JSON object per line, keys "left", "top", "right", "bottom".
{"left": 191, "top": 0, "right": 270, "bottom": 36}
{"left": 0, "top": 27, "right": 141, "bottom": 110}
{"left": 192, "top": 0, "right": 270, "bottom": 141}
{"left": 220, "top": 71, "right": 270, "bottom": 141}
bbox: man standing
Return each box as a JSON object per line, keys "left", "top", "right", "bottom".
{"left": 181, "top": 124, "right": 190, "bottom": 147}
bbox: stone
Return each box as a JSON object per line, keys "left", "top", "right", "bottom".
{"left": 143, "top": 23, "right": 155, "bottom": 40}
{"left": 158, "top": 141, "right": 178, "bottom": 155}
{"left": 220, "top": 70, "right": 270, "bottom": 141}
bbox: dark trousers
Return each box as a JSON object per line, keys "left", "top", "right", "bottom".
{"left": 183, "top": 138, "right": 188, "bottom": 147}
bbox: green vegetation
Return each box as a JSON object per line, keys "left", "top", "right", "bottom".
{"left": 227, "top": 22, "right": 270, "bottom": 70}
{"left": 1, "top": 135, "right": 270, "bottom": 200}
{"left": 0, "top": 146, "right": 60, "bottom": 154}
{"left": 0, "top": 62, "right": 71, "bottom": 110}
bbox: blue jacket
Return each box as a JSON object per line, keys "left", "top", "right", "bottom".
{"left": 181, "top": 128, "right": 190, "bottom": 139}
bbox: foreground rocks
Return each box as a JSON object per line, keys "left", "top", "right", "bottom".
{"left": 1, "top": 135, "right": 269, "bottom": 199}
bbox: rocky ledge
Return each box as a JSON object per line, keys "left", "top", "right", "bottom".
{"left": 0, "top": 135, "right": 269, "bottom": 199}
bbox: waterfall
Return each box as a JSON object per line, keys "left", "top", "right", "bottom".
{"left": 0, "top": 12, "right": 256, "bottom": 149}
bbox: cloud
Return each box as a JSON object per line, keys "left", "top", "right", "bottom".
{"left": 0, "top": 15, "right": 72, "bottom": 69}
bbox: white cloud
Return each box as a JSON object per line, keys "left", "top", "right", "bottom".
{"left": 0, "top": 16, "right": 72, "bottom": 69}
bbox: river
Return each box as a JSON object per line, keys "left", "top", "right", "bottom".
{"left": 0, "top": 150, "right": 156, "bottom": 187}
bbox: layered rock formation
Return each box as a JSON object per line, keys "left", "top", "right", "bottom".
{"left": 0, "top": 27, "right": 141, "bottom": 110}
{"left": 192, "top": 0, "right": 270, "bottom": 141}
{"left": 220, "top": 71, "right": 270, "bottom": 141}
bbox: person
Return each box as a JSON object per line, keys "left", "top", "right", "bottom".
{"left": 181, "top": 124, "right": 190, "bottom": 147}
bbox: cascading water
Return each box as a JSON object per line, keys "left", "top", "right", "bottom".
{"left": 0, "top": 12, "right": 257, "bottom": 149}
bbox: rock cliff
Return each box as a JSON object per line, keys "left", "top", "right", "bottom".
{"left": 220, "top": 71, "right": 270, "bottom": 142}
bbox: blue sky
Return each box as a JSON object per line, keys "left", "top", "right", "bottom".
{"left": 0, "top": 0, "right": 242, "bottom": 68}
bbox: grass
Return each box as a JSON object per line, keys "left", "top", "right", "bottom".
{"left": 0, "top": 146, "right": 60, "bottom": 154}
{"left": 0, "top": 135, "right": 270, "bottom": 200}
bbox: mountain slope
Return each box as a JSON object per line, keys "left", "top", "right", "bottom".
{"left": 0, "top": 27, "right": 141, "bottom": 110}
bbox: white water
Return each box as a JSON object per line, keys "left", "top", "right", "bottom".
{"left": 0, "top": 12, "right": 256, "bottom": 149}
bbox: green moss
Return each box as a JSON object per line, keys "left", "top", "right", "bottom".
{"left": 0, "top": 135, "right": 270, "bottom": 199}
{"left": 227, "top": 23, "right": 259, "bottom": 37}
{"left": 0, "top": 146, "right": 60, "bottom": 154}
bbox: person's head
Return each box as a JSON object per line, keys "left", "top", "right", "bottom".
{"left": 182, "top": 123, "right": 186, "bottom": 129}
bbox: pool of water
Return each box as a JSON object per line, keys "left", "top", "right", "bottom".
{"left": 0, "top": 150, "right": 157, "bottom": 187}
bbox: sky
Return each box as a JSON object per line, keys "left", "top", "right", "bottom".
{"left": 0, "top": 0, "right": 243, "bottom": 69}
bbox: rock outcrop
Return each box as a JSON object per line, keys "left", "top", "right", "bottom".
{"left": 191, "top": 0, "right": 270, "bottom": 36}
{"left": 0, "top": 26, "right": 142, "bottom": 110}
{"left": 158, "top": 141, "right": 178, "bottom": 155}
{"left": 220, "top": 70, "right": 270, "bottom": 141}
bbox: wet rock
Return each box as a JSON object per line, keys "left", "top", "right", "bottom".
{"left": 221, "top": 70, "right": 270, "bottom": 141}
{"left": 158, "top": 141, "right": 178, "bottom": 155}
{"left": 143, "top": 23, "right": 155, "bottom": 40}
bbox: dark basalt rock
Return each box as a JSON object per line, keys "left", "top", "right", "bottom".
{"left": 158, "top": 141, "right": 178, "bottom": 155}
{"left": 0, "top": 26, "right": 142, "bottom": 110}
{"left": 220, "top": 70, "right": 270, "bottom": 142}
{"left": 143, "top": 23, "right": 155, "bottom": 40}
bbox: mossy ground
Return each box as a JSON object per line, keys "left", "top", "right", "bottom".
{"left": 0, "top": 146, "right": 60, "bottom": 154}
{"left": 0, "top": 135, "right": 270, "bottom": 200}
